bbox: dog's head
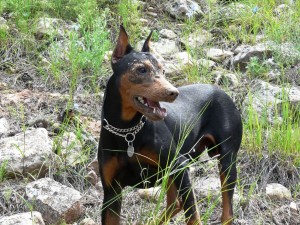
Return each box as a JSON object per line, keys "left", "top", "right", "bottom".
{"left": 111, "top": 25, "right": 179, "bottom": 121}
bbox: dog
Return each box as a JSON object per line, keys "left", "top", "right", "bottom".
{"left": 98, "top": 25, "right": 243, "bottom": 225}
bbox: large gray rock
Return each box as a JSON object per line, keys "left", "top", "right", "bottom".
{"left": 165, "top": 0, "right": 203, "bottom": 20}
{"left": 242, "top": 80, "right": 300, "bottom": 123}
{"left": 26, "top": 178, "right": 84, "bottom": 224}
{"left": 0, "top": 128, "right": 53, "bottom": 177}
{"left": 230, "top": 43, "right": 272, "bottom": 71}
{"left": 0, "top": 211, "right": 45, "bottom": 225}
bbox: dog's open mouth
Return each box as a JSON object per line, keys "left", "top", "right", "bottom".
{"left": 134, "top": 96, "right": 167, "bottom": 120}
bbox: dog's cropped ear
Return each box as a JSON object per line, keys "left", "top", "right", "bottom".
{"left": 141, "top": 30, "right": 153, "bottom": 52}
{"left": 112, "top": 25, "right": 133, "bottom": 63}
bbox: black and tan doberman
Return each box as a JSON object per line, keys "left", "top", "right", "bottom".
{"left": 98, "top": 25, "right": 242, "bottom": 225}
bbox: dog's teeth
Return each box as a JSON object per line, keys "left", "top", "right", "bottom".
{"left": 153, "top": 108, "right": 156, "bottom": 113}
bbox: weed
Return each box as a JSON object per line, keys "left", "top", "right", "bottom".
{"left": 0, "top": 160, "right": 8, "bottom": 183}
{"left": 246, "top": 56, "right": 270, "bottom": 79}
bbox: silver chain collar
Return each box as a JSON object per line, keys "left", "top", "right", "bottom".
{"left": 102, "top": 116, "right": 146, "bottom": 157}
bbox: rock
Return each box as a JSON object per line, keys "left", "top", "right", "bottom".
{"left": 0, "top": 211, "right": 45, "bottom": 225}
{"left": 137, "top": 38, "right": 179, "bottom": 58}
{"left": 0, "top": 128, "right": 53, "bottom": 177}
{"left": 172, "top": 51, "right": 194, "bottom": 66}
{"left": 164, "top": 0, "right": 203, "bottom": 20}
{"left": 269, "top": 42, "right": 300, "bottom": 65}
{"left": 213, "top": 3, "right": 249, "bottom": 24}
{"left": 230, "top": 43, "right": 272, "bottom": 71}
{"left": 53, "top": 131, "right": 83, "bottom": 166}
{"left": 159, "top": 29, "right": 177, "bottom": 40}
{"left": 34, "top": 17, "right": 78, "bottom": 40}
{"left": 197, "top": 58, "right": 216, "bottom": 70}
{"left": 181, "top": 30, "right": 212, "bottom": 49}
{"left": 274, "top": 4, "right": 292, "bottom": 16}
{"left": 137, "top": 187, "right": 161, "bottom": 202}
{"left": 0, "top": 17, "right": 9, "bottom": 31}
{"left": 266, "top": 183, "right": 292, "bottom": 200}
{"left": 290, "top": 201, "right": 299, "bottom": 213}
{"left": 163, "top": 51, "right": 194, "bottom": 83}
{"left": 242, "top": 80, "right": 300, "bottom": 123}
{"left": 151, "top": 39, "right": 180, "bottom": 57}
{"left": 194, "top": 177, "right": 221, "bottom": 197}
{"left": 80, "top": 218, "right": 97, "bottom": 225}
{"left": 206, "top": 48, "right": 233, "bottom": 62}
{"left": 212, "top": 71, "right": 239, "bottom": 87}
{"left": 0, "top": 117, "right": 10, "bottom": 136}
{"left": 26, "top": 178, "right": 84, "bottom": 224}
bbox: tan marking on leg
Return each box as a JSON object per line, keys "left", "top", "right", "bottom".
{"left": 220, "top": 173, "right": 233, "bottom": 225}
{"left": 105, "top": 209, "right": 121, "bottom": 225}
{"left": 102, "top": 157, "right": 119, "bottom": 187}
{"left": 133, "top": 149, "right": 159, "bottom": 167}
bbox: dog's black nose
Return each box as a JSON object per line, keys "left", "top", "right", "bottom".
{"left": 166, "top": 89, "right": 179, "bottom": 98}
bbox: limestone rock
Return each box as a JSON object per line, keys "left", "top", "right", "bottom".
{"left": 34, "top": 17, "right": 79, "bottom": 40}
{"left": 194, "top": 177, "right": 221, "bottom": 197}
{"left": 138, "top": 187, "right": 161, "bottom": 202}
{"left": 0, "top": 17, "right": 9, "bottom": 31}
{"left": 206, "top": 48, "right": 233, "bottom": 62}
{"left": 165, "top": 0, "right": 203, "bottom": 20}
{"left": 26, "top": 178, "right": 84, "bottom": 224}
{"left": 0, "top": 117, "right": 10, "bottom": 136}
{"left": 53, "top": 131, "right": 83, "bottom": 166}
{"left": 266, "top": 183, "right": 292, "bottom": 200}
{"left": 197, "top": 58, "right": 216, "bottom": 70}
{"left": 0, "top": 211, "right": 45, "bottom": 225}
{"left": 0, "top": 128, "right": 53, "bottom": 177}
{"left": 230, "top": 43, "right": 272, "bottom": 71}
{"left": 212, "top": 71, "right": 239, "bottom": 87}
{"left": 159, "top": 29, "right": 177, "bottom": 40}
{"left": 242, "top": 80, "right": 300, "bottom": 123}
{"left": 181, "top": 30, "right": 212, "bottom": 49}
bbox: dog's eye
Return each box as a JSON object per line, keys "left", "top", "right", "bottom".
{"left": 137, "top": 67, "right": 147, "bottom": 74}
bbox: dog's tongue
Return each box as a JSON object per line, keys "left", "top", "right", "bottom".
{"left": 145, "top": 99, "right": 167, "bottom": 118}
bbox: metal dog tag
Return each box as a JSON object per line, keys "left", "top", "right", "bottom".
{"left": 127, "top": 142, "right": 134, "bottom": 157}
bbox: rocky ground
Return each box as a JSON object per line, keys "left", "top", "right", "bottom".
{"left": 0, "top": 0, "right": 300, "bottom": 225}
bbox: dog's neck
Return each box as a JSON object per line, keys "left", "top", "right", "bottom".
{"left": 102, "top": 75, "right": 144, "bottom": 129}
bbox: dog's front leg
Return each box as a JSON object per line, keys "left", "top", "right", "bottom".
{"left": 101, "top": 183, "right": 122, "bottom": 225}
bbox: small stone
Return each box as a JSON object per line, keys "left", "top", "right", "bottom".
{"left": 212, "top": 71, "right": 239, "bottom": 87}
{"left": 290, "top": 201, "right": 299, "bottom": 213}
{"left": 80, "top": 218, "right": 97, "bottom": 225}
{"left": 159, "top": 29, "right": 177, "bottom": 40}
{"left": 165, "top": 0, "right": 203, "bottom": 20}
{"left": 197, "top": 58, "right": 216, "bottom": 70}
{"left": 146, "top": 11, "right": 158, "bottom": 17}
{"left": 26, "top": 178, "right": 84, "bottom": 224}
{"left": 0, "top": 211, "right": 45, "bottom": 225}
{"left": 206, "top": 48, "right": 234, "bottom": 62}
{"left": 266, "top": 183, "right": 292, "bottom": 200}
{"left": 0, "top": 17, "right": 9, "bottom": 31}
{"left": 138, "top": 187, "right": 161, "bottom": 202}
{"left": 181, "top": 30, "right": 212, "bottom": 49}
{"left": 0, "top": 117, "right": 10, "bottom": 135}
